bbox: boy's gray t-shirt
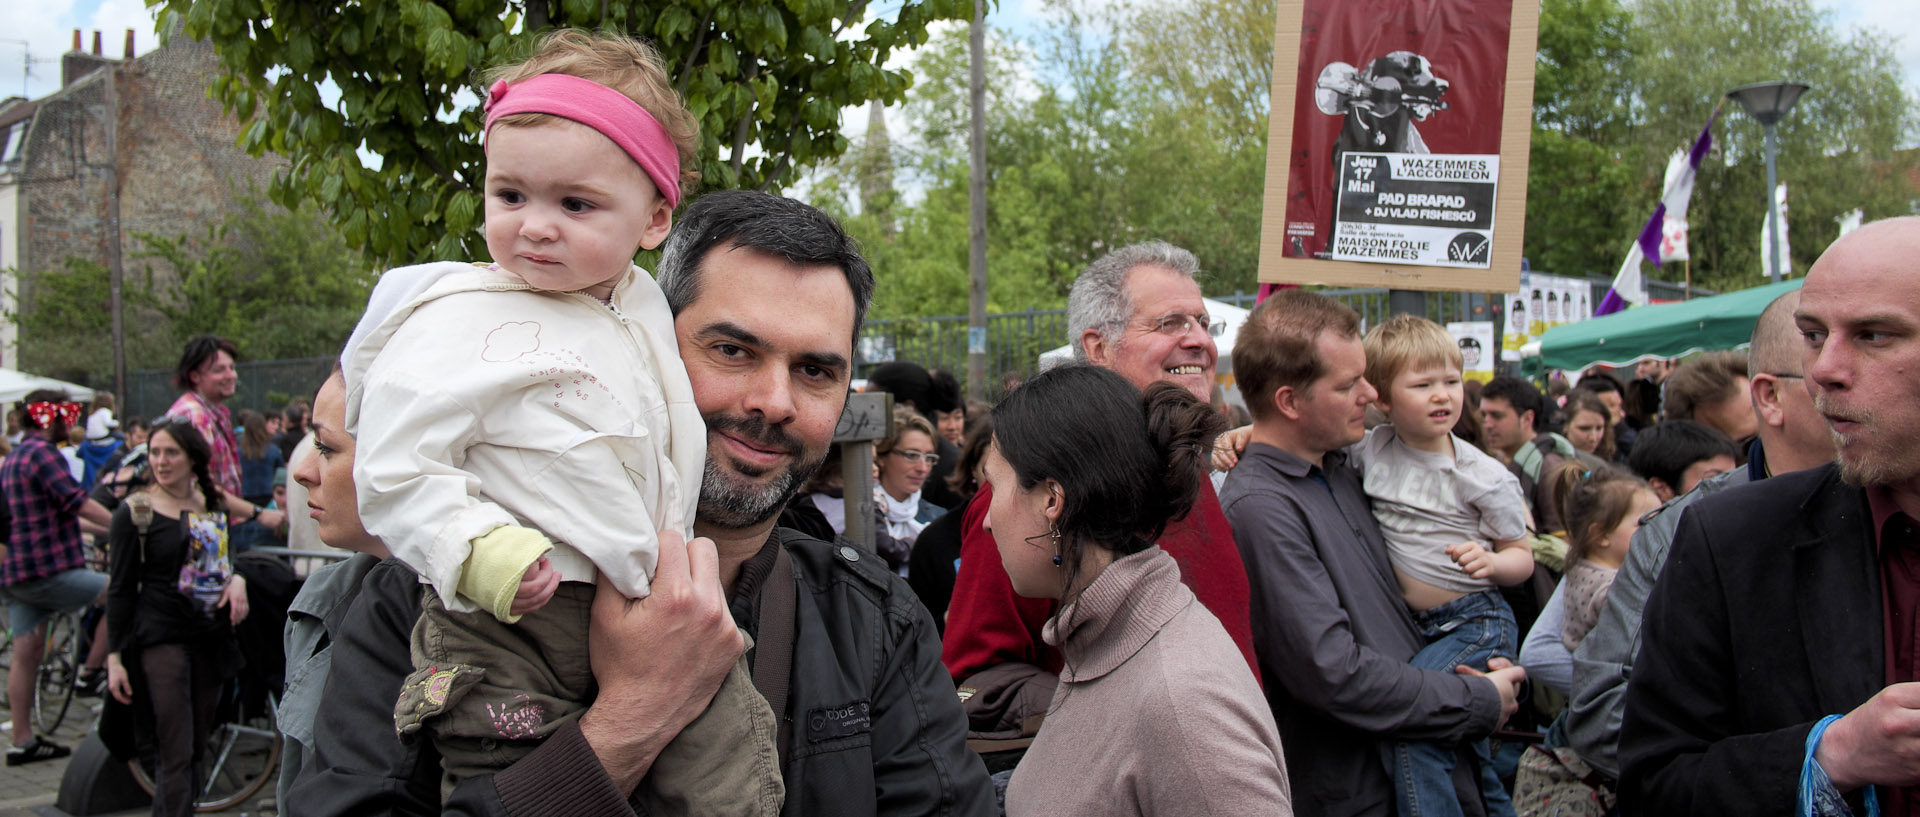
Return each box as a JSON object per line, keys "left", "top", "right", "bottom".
{"left": 1352, "top": 424, "right": 1531, "bottom": 596}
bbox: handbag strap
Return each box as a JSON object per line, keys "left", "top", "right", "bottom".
{"left": 752, "top": 543, "right": 797, "bottom": 769}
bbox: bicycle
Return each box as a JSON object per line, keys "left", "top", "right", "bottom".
{"left": 0, "top": 606, "right": 85, "bottom": 735}
{"left": 126, "top": 685, "right": 282, "bottom": 813}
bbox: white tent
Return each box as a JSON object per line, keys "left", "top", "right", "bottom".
{"left": 0, "top": 369, "right": 97, "bottom": 403}
{"left": 1037, "top": 297, "right": 1254, "bottom": 408}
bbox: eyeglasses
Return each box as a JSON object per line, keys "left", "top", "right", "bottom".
{"left": 888, "top": 449, "right": 940, "bottom": 466}
{"left": 1133, "top": 312, "right": 1227, "bottom": 338}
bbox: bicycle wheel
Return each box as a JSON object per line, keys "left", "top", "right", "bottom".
{"left": 130, "top": 709, "right": 283, "bottom": 812}
{"left": 32, "top": 611, "right": 77, "bottom": 734}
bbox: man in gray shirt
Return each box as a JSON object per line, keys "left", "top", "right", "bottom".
{"left": 1221, "top": 290, "right": 1523, "bottom": 817}
{"left": 1564, "top": 289, "right": 1834, "bottom": 778}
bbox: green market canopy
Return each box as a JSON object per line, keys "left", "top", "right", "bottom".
{"left": 1531, "top": 278, "right": 1805, "bottom": 373}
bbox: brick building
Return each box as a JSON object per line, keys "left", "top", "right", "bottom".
{"left": 0, "top": 28, "right": 285, "bottom": 372}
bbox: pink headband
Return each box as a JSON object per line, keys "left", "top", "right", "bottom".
{"left": 484, "top": 74, "right": 683, "bottom": 208}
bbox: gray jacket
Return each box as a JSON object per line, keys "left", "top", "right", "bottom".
{"left": 1221, "top": 443, "right": 1500, "bottom": 817}
{"left": 1564, "top": 467, "right": 1750, "bottom": 778}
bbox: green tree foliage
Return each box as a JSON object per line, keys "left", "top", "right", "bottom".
{"left": 152, "top": 0, "right": 971, "bottom": 268}
{"left": 14, "top": 198, "right": 373, "bottom": 386}
{"left": 810, "top": 0, "right": 1277, "bottom": 320}
{"left": 1525, "top": 0, "right": 1918, "bottom": 292}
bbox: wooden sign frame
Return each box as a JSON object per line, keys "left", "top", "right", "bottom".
{"left": 1257, "top": 0, "right": 1541, "bottom": 293}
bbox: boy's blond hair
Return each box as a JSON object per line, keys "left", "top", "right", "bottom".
{"left": 484, "top": 29, "right": 701, "bottom": 199}
{"left": 1363, "top": 314, "right": 1463, "bottom": 400}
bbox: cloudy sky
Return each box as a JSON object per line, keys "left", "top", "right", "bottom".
{"left": 2, "top": 0, "right": 1913, "bottom": 136}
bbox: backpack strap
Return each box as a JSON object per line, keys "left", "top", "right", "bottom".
{"left": 752, "top": 544, "right": 797, "bottom": 768}
{"left": 126, "top": 491, "right": 154, "bottom": 565}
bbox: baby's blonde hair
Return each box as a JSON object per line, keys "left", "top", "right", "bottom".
{"left": 1363, "top": 313, "right": 1463, "bottom": 396}
{"left": 484, "top": 29, "right": 701, "bottom": 199}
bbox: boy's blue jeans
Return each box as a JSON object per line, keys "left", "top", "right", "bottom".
{"left": 1383, "top": 589, "right": 1519, "bottom": 817}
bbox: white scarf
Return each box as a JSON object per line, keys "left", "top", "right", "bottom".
{"left": 879, "top": 487, "right": 929, "bottom": 544}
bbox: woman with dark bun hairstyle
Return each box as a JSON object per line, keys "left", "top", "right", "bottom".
{"left": 988, "top": 366, "right": 1291, "bottom": 816}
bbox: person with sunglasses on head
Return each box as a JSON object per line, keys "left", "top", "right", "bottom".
{"left": 0, "top": 391, "right": 114, "bottom": 765}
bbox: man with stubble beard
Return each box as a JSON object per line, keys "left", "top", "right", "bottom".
{"left": 1620, "top": 217, "right": 1920, "bottom": 817}
{"left": 291, "top": 190, "right": 993, "bottom": 817}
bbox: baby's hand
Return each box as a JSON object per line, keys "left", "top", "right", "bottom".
{"left": 1446, "top": 541, "right": 1494, "bottom": 580}
{"left": 511, "top": 556, "right": 561, "bottom": 616}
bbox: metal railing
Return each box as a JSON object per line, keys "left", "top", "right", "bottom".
{"left": 118, "top": 276, "right": 1708, "bottom": 411}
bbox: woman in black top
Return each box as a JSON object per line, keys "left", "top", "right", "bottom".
{"left": 103, "top": 418, "right": 248, "bottom": 817}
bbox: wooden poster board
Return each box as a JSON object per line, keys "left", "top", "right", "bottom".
{"left": 1258, "top": 0, "right": 1540, "bottom": 293}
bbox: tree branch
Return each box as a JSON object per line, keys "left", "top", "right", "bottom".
{"left": 676, "top": 8, "right": 716, "bottom": 98}
{"left": 727, "top": 59, "right": 761, "bottom": 178}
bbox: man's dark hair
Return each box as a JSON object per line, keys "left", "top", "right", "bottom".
{"left": 1482, "top": 376, "right": 1545, "bottom": 430}
{"left": 1574, "top": 371, "right": 1625, "bottom": 398}
{"left": 1628, "top": 419, "right": 1740, "bottom": 490}
{"left": 655, "top": 190, "right": 874, "bottom": 343}
{"left": 868, "top": 362, "right": 938, "bottom": 419}
{"left": 173, "top": 334, "right": 239, "bottom": 392}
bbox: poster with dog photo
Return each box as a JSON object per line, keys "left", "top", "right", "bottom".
{"left": 1281, "top": 0, "right": 1511, "bottom": 268}
{"left": 1259, "top": 0, "right": 1537, "bottom": 291}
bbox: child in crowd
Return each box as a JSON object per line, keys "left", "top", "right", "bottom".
{"left": 1353, "top": 315, "right": 1534, "bottom": 817}
{"left": 341, "top": 30, "right": 779, "bottom": 813}
{"left": 1550, "top": 464, "right": 1659, "bottom": 651}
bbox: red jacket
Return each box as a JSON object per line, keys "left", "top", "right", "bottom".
{"left": 940, "top": 479, "right": 1260, "bottom": 684}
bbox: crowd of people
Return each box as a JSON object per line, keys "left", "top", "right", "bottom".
{"left": 0, "top": 26, "right": 1914, "bottom": 817}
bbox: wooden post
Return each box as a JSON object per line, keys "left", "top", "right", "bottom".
{"left": 833, "top": 392, "right": 893, "bottom": 552}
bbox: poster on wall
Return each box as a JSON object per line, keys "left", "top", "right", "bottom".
{"left": 1258, "top": 0, "right": 1538, "bottom": 292}
{"left": 1448, "top": 321, "right": 1497, "bottom": 383}
{"left": 1501, "top": 290, "right": 1529, "bottom": 362}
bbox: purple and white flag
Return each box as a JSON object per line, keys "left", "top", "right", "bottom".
{"left": 1596, "top": 109, "right": 1719, "bottom": 316}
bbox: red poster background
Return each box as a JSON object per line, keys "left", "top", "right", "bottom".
{"left": 1281, "top": 0, "right": 1513, "bottom": 260}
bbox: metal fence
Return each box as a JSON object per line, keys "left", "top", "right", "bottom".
{"left": 120, "top": 276, "right": 1708, "bottom": 415}
{"left": 855, "top": 275, "right": 1705, "bottom": 396}
{"left": 126, "top": 357, "right": 335, "bottom": 422}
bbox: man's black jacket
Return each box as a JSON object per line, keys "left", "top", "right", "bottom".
{"left": 287, "top": 528, "right": 995, "bottom": 817}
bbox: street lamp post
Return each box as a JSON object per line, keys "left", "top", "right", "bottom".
{"left": 1726, "top": 81, "right": 1809, "bottom": 284}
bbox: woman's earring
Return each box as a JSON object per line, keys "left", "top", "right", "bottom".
{"left": 1050, "top": 527, "right": 1063, "bottom": 566}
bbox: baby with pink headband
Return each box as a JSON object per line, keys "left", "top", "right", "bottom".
{"left": 339, "top": 30, "right": 780, "bottom": 813}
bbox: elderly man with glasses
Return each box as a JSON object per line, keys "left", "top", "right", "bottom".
{"left": 939, "top": 241, "right": 1259, "bottom": 740}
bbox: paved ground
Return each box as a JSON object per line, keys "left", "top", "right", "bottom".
{"left": 0, "top": 698, "right": 276, "bottom": 817}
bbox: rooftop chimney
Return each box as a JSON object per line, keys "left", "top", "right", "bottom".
{"left": 124, "top": 30, "right": 135, "bottom": 59}
{"left": 92, "top": 31, "right": 102, "bottom": 56}
{"left": 71, "top": 30, "right": 81, "bottom": 52}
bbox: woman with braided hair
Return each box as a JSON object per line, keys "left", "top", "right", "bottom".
{"left": 103, "top": 417, "right": 249, "bottom": 817}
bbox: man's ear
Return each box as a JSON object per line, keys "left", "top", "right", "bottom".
{"left": 1520, "top": 409, "right": 1537, "bottom": 434}
{"left": 1272, "top": 385, "right": 1301, "bottom": 421}
{"left": 1751, "top": 377, "right": 1787, "bottom": 430}
{"left": 1080, "top": 329, "right": 1114, "bottom": 368}
{"left": 1649, "top": 477, "right": 1676, "bottom": 503}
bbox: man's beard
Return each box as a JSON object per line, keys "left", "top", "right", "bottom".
{"left": 698, "top": 412, "right": 826, "bottom": 530}
{"left": 1815, "top": 394, "right": 1920, "bottom": 487}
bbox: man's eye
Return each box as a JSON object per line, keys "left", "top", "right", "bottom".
{"left": 715, "top": 343, "right": 746, "bottom": 358}
{"left": 1802, "top": 329, "right": 1827, "bottom": 345}
{"left": 799, "top": 365, "right": 829, "bottom": 380}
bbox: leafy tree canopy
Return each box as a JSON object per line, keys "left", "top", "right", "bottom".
{"left": 153, "top": 0, "right": 970, "bottom": 266}
{"left": 15, "top": 197, "right": 374, "bottom": 387}
{"left": 1524, "top": 0, "right": 1919, "bottom": 292}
